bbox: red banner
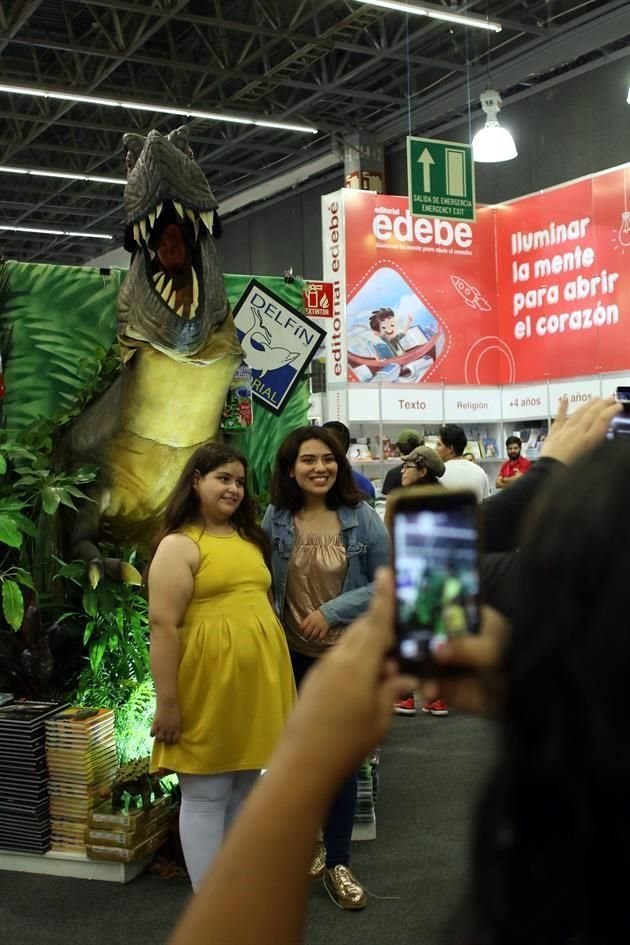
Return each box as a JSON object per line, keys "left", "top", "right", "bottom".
{"left": 326, "top": 163, "right": 630, "bottom": 385}
{"left": 496, "top": 165, "right": 630, "bottom": 382}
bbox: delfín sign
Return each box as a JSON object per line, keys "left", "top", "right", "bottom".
{"left": 407, "top": 136, "right": 475, "bottom": 222}
{"left": 232, "top": 279, "right": 326, "bottom": 415}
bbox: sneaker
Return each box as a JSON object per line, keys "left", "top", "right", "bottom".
{"left": 309, "top": 842, "right": 326, "bottom": 879}
{"left": 422, "top": 699, "right": 449, "bottom": 716}
{"left": 323, "top": 865, "right": 367, "bottom": 910}
{"left": 393, "top": 696, "right": 416, "bottom": 716}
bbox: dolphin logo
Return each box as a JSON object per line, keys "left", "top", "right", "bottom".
{"left": 241, "top": 305, "right": 300, "bottom": 378}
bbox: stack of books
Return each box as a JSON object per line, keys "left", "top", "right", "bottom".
{"left": 85, "top": 794, "right": 171, "bottom": 863}
{"left": 0, "top": 700, "right": 64, "bottom": 853}
{"left": 45, "top": 707, "right": 118, "bottom": 854}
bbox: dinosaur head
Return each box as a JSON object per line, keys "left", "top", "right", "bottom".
{"left": 117, "top": 126, "right": 228, "bottom": 356}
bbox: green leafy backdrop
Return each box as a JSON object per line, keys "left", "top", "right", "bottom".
{"left": 0, "top": 262, "right": 311, "bottom": 493}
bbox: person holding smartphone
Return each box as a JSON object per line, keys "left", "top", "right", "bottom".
{"left": 261, "top": 425, "right": 389, "bottom": 911}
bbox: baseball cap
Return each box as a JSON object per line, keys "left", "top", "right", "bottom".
{"left": 404, "top": 445, "right": 445, "bottom": 479}
{"left": 395, "top": 429, "right": 422, "bottom": 452}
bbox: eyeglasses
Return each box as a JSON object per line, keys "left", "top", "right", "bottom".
{"left": 402, "top": 462, "right": 424, "bottom": 471}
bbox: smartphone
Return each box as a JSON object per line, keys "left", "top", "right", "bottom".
{"left": 607, "top": 387, "right": 630, "bottom": 439}
{"left": 391, "top": 487, "right": 481, "bottom": 675}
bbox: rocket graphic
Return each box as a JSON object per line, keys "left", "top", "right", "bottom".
{"left": 450, "top": 275, "right": 492, "bottom": 311}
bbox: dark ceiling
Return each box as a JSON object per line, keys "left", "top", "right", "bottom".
{"left": 1, "top": 0, "right": 628, "bottom": 266}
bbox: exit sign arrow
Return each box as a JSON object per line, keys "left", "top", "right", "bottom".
{"left": 418, "top": 147, "right": 435, "bottom": 192}
{"left": 407, "top": 135, "right": 475, "bottom": 221}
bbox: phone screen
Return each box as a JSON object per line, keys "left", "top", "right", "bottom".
{"left": 608, "top": 387, "right": 630, "bottom": 438}
{"left": 393, "top": 493, "right": 480, "bottom": 670}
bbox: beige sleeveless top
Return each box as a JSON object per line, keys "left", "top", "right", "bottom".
{"left": 284, "top": 533, "right": 347, "bottom": 657}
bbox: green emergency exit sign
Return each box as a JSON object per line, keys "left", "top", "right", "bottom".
{"left": 407, "top": 136, "right": 475, "bottom": 222}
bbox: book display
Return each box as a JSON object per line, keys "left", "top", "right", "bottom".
{"left": 44, "top": 707, "right": 119, "bottom": 854}
{"left": 0, "top": 701, "right": 64, "bottom": 854}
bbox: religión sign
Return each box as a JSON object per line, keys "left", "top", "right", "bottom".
{"left": 232, "top": 279, "right": 326, "bottom": 415}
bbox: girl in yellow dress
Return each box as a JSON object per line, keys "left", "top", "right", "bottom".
{"left": 148, "top": 442, "right": 296, "bottom": 891}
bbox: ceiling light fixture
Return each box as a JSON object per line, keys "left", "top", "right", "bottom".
{"left": 471, "top": 90, "right": 517, "bottom": 162}
{"left": 0, "top": 83, "right": 318, "bottom": 135}
{"left": 0, "top": 164, "right": 125, "bottom": 185}
{"left": 0, "top": 225, "right": 113, "bottom": 239}
{"left": 352, "top": 0, "right": 502, "bottom": 32}
{"left": 626, "top": 86, "right": 630, "bottom": 104}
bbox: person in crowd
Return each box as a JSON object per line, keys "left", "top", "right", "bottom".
{"left": 322, "top": 420, "right": 376, "bottom": 503}
{"left": 437, "top": 423, "right": 490, "bottom": 501}
{"left": 261, "top": 425, "right": 390, "bottom": 911}
{"left": 166, "top": 396, "right": 622, "bottom": 945}
{"left": 384, "top": 444, "right": 448, "bottom": 718}
{"left": 148, "top": 442, "right": 296, "bottom": 892}
{"left": 382, "top": 428, "right": 423, "bottom": 494}
{"left": 463, "top": 451, "right": 476, "bottom": 462}
{"left": 495, "top": 435, "right": 532, "bottom": 489}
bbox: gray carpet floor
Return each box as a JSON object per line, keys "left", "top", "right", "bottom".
{"left": 1, "top": 711, "right": 496, "bottom": 945}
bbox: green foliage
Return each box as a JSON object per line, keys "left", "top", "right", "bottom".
{"left": 0, "top": 262, "right": 121, "bottom": 430}
{"left": 56, "top": 554, "right": 153, "bottom": 762}
{"left": 0, "top": 327, "right": 122, "bottom": 625}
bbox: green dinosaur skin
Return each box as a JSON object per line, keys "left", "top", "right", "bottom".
{"left": 65, "top": 127, "right": 242, "bottom": 565}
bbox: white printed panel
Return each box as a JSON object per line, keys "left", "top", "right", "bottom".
{"left": 326, "top": 386, "right": 348, "bottom": 424}
{"left": 380, "top": 386, "right": 443, "bottom": 423}
{"left": 443, "top": 387, "right": 501, "bottom": 422}
{"left": 548, "top": 378, "right": 601, "bottom": 416}
{"left": 348, "top": 386, "right": 381, "bottom": 421}
{"left": 501, "top": 383, "right": 549, "bottom": 420}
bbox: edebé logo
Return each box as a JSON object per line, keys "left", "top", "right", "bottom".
{"left": 373, "top": 209, "right": 473, "bottom": 249}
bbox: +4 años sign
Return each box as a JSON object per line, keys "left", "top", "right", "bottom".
{"left": 233, "top": 279, "right": 326, "bottom": 415}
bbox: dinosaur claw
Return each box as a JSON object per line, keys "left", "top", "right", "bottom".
{"left": 88, "top": 562, "right": 102, "bottom": 589}
{"left": 120, "top": 562, "right": 143, "bottom": 586}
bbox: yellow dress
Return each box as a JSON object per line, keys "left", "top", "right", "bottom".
{"left": 151, "top": 526, "right": 296, "bottom": 775}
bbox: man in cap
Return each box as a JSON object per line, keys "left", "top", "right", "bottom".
{"left": 381, "top": 429, "right": 423, "bottom": 494}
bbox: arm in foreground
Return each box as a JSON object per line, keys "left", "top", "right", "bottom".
{"left": 148, "top": 533, "right": 198, "bottom": 744}
{"left": 167, "top": 568, "right": 417, "bottom": 945}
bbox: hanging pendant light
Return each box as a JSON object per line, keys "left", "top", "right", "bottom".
{"left": 471, "top": 90, "right": 517, "bottom": 163}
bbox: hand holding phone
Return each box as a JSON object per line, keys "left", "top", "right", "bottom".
{"left": 607, "top": 387, "right": 630, "bottom": 439}
{"left": 392, "top": 487, "right": 481, "bottom": 675}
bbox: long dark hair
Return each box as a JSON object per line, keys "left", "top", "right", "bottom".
{"left": 270, "top": 425, "right": 362, "bottom": 512}
{"left": 472, "top": 440, "right": 630, "bottom": 944}
{"left": 150, "top": 442, "right": 270, "bottom": 569}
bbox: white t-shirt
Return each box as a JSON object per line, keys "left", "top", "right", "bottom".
{"left": 440, "top": 458, "right": 490, "bottom": 502}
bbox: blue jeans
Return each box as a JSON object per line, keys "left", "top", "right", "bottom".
{"left": 290, "top": 649, "right": 358, "bottom": 868}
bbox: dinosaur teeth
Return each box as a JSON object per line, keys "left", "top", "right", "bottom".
{"left": 200, "top": 210, "right": 213, "bottom": 232}
{"left": 161, "top": 278, "right": 173, "bottom": 303}
{"left": 149, "top": 249, "right": 156, "bottom": 260}
{"left": 148, "top": 210, "right": 156, "bottom": 230}
{"left": 176, "top": 304, "right": 185, "bottom": 318}
{"left": 185, "top": 208, "right": 196, "bottom": 223}
{"left": 133, "top": 222, "right": 140, "bottom": 244}
{"left": 192, "top": 218, "right": 199, "bottom": 243}
{"left": 139, "top": 217, "right": 147, "bottom": 242}
{"left": 191, "top": 267, "right": 199, "bottom": 310}
{"left": 156, "top": 201, "right": 164, "bottom": 218}
{"left": 154, "top": 272, "right": 165, "bottom": 293}
{"left": 173, "top": 200, "right": 184, "bottom": 219}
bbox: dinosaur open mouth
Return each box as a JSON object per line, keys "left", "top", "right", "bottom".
{"left": 130, "top": 201, "right": 214, "bottom": 319}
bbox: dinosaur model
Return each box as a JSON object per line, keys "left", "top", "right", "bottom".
{"left": 63, "top": 126, "right": 243, "bottom": 576}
